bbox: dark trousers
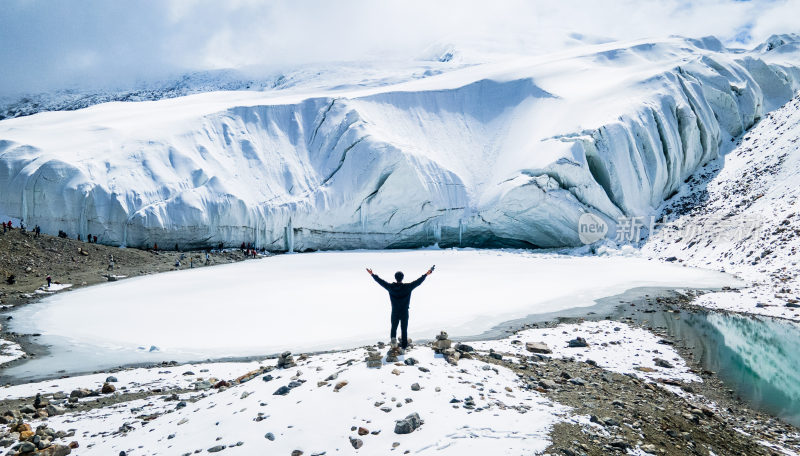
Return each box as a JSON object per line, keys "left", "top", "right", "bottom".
{"left": 390, "top": 309, "right": 409, "bottom": 348}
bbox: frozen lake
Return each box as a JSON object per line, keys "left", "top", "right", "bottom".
{"left": 5, "top": 249, "right": 741, "bottom": 379}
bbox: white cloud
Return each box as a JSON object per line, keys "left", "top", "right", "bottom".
{"left": 0, "top": 0, "right": 798, "bottom": 96}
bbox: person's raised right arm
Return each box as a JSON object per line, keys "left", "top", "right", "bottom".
{"left": 367, "top": 268, "right": 391, "bottom": 290}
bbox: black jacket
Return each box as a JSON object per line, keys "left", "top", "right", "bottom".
{"left": 371, "top": 273, "right": 426, "bottom": 312}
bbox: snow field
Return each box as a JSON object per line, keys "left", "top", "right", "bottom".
{"left": 5, "top": 249, "right": 740, "bottom": 378}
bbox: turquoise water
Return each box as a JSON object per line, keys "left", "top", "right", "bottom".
{"left": 630, "top": 308, "right": 800, "bottom": 426}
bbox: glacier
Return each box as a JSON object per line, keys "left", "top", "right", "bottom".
{"left": 1, "top": 34, "right": 799, "bottom": 250}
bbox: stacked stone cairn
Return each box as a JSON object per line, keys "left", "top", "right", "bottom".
{"left": 365, "top": 349, "right": 383, "bottom": 368}
{"left": 432, "top": 331, "right": 459, "bottom": 365}
{"left": 276, "top": 351, "right": 297, "bottom": 369}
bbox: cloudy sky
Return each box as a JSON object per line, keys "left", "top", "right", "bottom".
{"left": 1, "top": 0, "right": 798, "bottom": 96}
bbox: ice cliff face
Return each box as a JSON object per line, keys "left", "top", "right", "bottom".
{"left": 1, "top": 35, "right": 799, "bottom": 250}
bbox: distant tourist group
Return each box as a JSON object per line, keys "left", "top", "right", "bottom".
{"left": 2, "top": 220, "right": 41, "bottom": 237}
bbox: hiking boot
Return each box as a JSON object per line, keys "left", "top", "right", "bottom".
{"left": 390, "top": 338, "right": 398, "bottom": 348}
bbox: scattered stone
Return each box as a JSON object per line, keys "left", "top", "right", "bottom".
{"left": 273, "top": 386, "right": 291, "bottom": 396}
{"left": 567, "top": 337, "right": 589, "bottom": 348}
{"left": 525, "top": 341, "right": 552, "bottom": 354}
{"left": 539, "top": 379, "right": 557, "bottom": 389}
{"left": 394, "top": 412, "right": 423, "bottom": 434}
{"left": 207, "top": 445, "right": 226, "bottom": 453}
{"left": 36, "top": 445, "right": 71, "bottom": 456}
{"left": 334, "top": 380, "right": 349, "bottom": 392}
{"left": 105, "top": 375, "right": 118, "bottom": 383}
{"left": 454, "top": 343, "right": 474, "bottom": 352}
{"left": 264, "top": 432, "right": 275, "bottom": 441}
{"left": 69, "top": 388, "right": 92, "bottom": 399}
{"left": 101, "top": 382, "right": 116, "bottom": 394}
{"left": 45, "top": 404, "right": 66, "bottom": 416}
{"left": 442, "top": 348, "right": 460, "bottom": 365}
{"left": 349, "top": 436, "right": 363, "bottom": 449}
{"left": 411, "top": 383, "right": 421, "bottom": 391}
{"left": 654, "top": 358, "right": 674, "bottom": 368}
{"left": 357, "top": 427, "right": 369, "bottom": 436}
{"left": 18, "top": 441, "right": 36, "bottom": 453}
{"left": 403, "top": 357, "right": 418, "bottom": 366}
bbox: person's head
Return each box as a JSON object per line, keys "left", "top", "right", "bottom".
{"left": 394, "top": 271, "right": 404, "bottom": 283}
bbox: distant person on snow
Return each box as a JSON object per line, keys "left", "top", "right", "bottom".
{"left": 46, "top": 275, "right": 52, "bottom": 288}
{"left": 366, "top": 266, "right": 434, "bottom": 350}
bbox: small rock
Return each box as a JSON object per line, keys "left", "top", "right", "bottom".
{"left": 394, "top": 412, "right": 423, "bottom": 434}
{"left": 357, "top": 427, "right": 369, "bottom": 436}
{"left": 105, "top": 376, "right": 118, "bottom": 383}
{"left": 101, "top": 382, "right": 116, "bottom": 394}
{"left": 654, "top": 358, "right": 674, "bottom": 368}
{"left": 349, "top": 436, "right": 363, "bottom": 449}
{"left": 334, "top": 380, "right": 349, "bottom": 392}
{"left": 273, "top": 386, "right": 291, "bottom": 396}
{"left": 410, "top": 383, "right": 421, "bottom": 391}
{"left": 18, "top": 442, "right": 36, "bottom": 453}
{"left": 207, "top": 445, "right": 226, "bottom": 453}
{"left": 264, "top": 432, "right": 275, "bottom": 441}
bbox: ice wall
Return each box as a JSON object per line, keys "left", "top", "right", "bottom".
{"left": 1, "top": 35, "right": 799, "bottom": 250}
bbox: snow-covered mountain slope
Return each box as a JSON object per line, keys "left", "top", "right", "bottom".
{"left": 1, "top": 35, "right": 799, "bottom": 250}
{"left": 643, "top": 93, "right": 800, "bottom": 321}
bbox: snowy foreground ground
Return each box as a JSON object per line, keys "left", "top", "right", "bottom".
{"left": 5, "top": 249, "right": 737, "bottom": 378}
{"left": 0, "top": 319, "right": 706, "bottom": 456}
